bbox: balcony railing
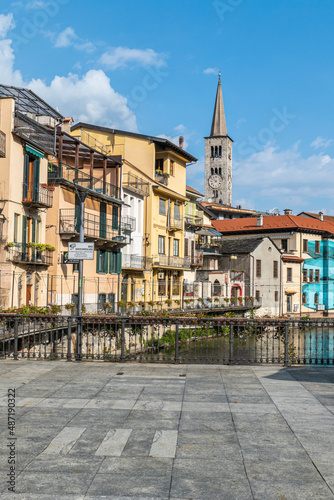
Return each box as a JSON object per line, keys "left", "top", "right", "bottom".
{"left": 123, "top": 172, "right": 150, "bottom": 197}
{"left": 199, "top": 244, "right": 222, "bottom": 254}
{"left": 230, "top": 270, "right": 245, "bottom": 282}
{"left": 122, "top": 255, "right": 153, "bottom": 270}
{"left": 48, "top": 162, "right": 121, "bottom": 200}
{"left": 154, "top": 255, "right": 190, "bottom": 268}
{"left": 169, "top": 217, "right": 183, "bottom": 230}
{"left": 121, "top": 215, "right": 136, "bottom": 232}
{"left": 0, "top": 130, "right": 5, "bottom": 157}
{"left": 14, "top": 111, "right": 55, "bottom": 155}
{"left": 155, "top": 172, "right": 169, "bottom": 185}
{"left": 185, "top": 214, "right": 203, "bottom": 227}
{"left": 22, "top": 183, "right": 53, "bottom": 208}
{"left": 6, "top": 244, "right": 53, "bottom": 266}
{"left": 190, "top": 251, "right": 204, "bottom": 267}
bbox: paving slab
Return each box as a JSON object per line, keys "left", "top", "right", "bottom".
{"left": 0, "top": 360, "right": 333, "bottom": 499}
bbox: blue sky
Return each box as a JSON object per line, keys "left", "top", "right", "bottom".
{"left": 1, "top": 0, "right": 334, "bottom": 214}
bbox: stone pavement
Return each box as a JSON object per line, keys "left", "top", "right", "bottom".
{"left": 0, "top": 361, "right": 334, "bottom": 499}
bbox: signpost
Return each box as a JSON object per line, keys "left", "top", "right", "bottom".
{"left": 68, "top": 242, "right": 94, "bottom": 261}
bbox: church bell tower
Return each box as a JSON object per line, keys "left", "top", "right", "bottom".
{"left": 204, "top": 74, "right": 233, "bottom": 205}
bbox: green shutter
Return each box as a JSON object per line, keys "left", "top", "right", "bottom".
{"left": 22, "top": 216, "right": 27, "bottom": 257}
{"left": 33, "top": 159, "right": 40, "bottom": 201}
{"left": 32, "top": 219, "right": 36, "bottom": 243}
{"left": 96, "top": 250, "right": 100, "bottom": 273}
{"left": 23, "top": 155, "right": 29, "bottom": 199}
{"left": 112, "top": 205, "right": 119, "bottom": 230}
{"left": 116, "top": 252, "right": 122, "bottom": 274}
{"left": 104, "top": 250, "right": 108, "bottom": 274}
{"left": 100, "top": 202, "right": 106, "bottom": 238}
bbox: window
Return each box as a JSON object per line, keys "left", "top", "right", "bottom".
{"left": 158, "top": 235, "right": 165, "bottom": 254}
{"left": 174, "top": 203, "right": 180, "bottom": 220}
{"left": 109, "top": 252, "right": 122, "bottom": 274}
{"left": 155, "top": 158, "right": 164, "bottom": 172}
{"left": 314, "top": 293, "right": 319, "bottom": 305}
{"left": 303, "top": 269, "right": 308, "bottom": 282}
{"left": 219, "top": 167, "right": 222, "bottom": 175}
{"left": 273, "top": 261, "right": 278, "bottom": 278}
{"left": 215, "top": 146, "right": 218, "bottom": 157}
{"left": 96, "top": 249, "right": 108, "bottom": 274}
{"left": 170, "top": 160, "right": 174, "bottom": 176}
{"left": 309, "top": 269, "right": 314, "bottom": 282}
{"left": 303, "top": 239, "right": 308, "bottom": 252}
{"left": 315, "top": 241, "right": 320, "bottom": 254}
{"left": 112, "top": 205, "right": 119, "bottom": 230}
{"left": 281, "top": 239, "right": 288, "bottom": 252}
{"left": 219, "top": 146, "right": 222, "bottom": 157}
{"left": 255, "top": 290, "right": 260, "bottom": 300}
{"left": 158, "top": 278, "right": 166, "bottom": 296}
{"left": 100, "top": 202, "right": 106, "bottom": 238}
{"left": 287, "top": 268, "right": 292, "bottom": 282}
{"left": 315, "top": 269, "right": 320, "bottom": 282}
{"left": 275, "top": 291, "right": 279, "bottom": 302}
{"left": 211, "top": 168, "right": 214, "bottom": 175}
{"left": 302, "top": 293, "right": 307, "bottom": 305}
{"left": 211, "top": 146, "right": 214, "bottom": 158}
{"left": 184, "top": 238, "right": 189, "bottom": 257}
{"left": 173, "top": 239, "right": 179, "bottom": 256}
{"left": 256, "top": 260, "right": 261, "bottom": 278}
{"left": 159, "top": 198, "right": 166, "bottom": 215}
{"left": 14, "top": 214, "right": 20, "bottom": 243}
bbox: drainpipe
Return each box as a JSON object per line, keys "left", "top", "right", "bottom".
{"left": 279, "top": 252, "right": 283, "bottom": 316}
{"left": 300, "top": 232, "right": 302, "bottom": 318}
{"left": 250, "top": 254, "right": 255, "bottom": 299}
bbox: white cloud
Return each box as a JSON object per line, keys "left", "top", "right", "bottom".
{"left": 0, "top": 15, "right": 137, "bottom": 131}
{"left": 234, "top": 142, "right": 334, "bottom": 211}
{"left": 311, "top": 136, "right": 334, "bottom": 150}
{"left": 26, "top": 1, "right": 46, "bottom": 9}
{"left": 100, "top": 47, "right": 167, "bottom": 69}
{"left": 203, "top": 67, "right": 219, "bottom": 75}
{"left": 0, "top": 13, "right": 15, "bottom": 38}
{"left": 54, "top": 27, "right": 77, "bottom": 48}
{"left": 174, "top": 124, "right": 186, "bottom": 133}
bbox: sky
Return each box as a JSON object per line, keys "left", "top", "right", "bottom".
{"left": 1, "top": 0, "right": 334, "bottom": 214}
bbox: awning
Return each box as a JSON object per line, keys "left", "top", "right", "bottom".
{"left": 196, "top": 228, "right": 221, "bottom": 236}
{"left": 26, "top": 144, "right": 44, "bottom": 158}
{"left": 285, "top": 290, "right": 297, "bottom": 294}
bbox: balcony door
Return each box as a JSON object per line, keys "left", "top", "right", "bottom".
{"left": 23, "top": 154, "right": 40, "bottom": 202}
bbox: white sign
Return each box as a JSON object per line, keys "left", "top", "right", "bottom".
{"left": 68, "top": 242, "right": 94, "bottom": 260}
{"left": 317, "top": 304, "right": 325, "bottom": 311}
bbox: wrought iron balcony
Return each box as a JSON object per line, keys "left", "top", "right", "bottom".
{"left": 185, "top": 214, "right": 203, "bottom": 228}
{"left": 0, "top": 130, "right": 5, "bottom": 157}
{"left": 48, "top": 162, "right": 121, "bottom": 201}
{"left": 121, "top": 215, "right": 136, "bottom": 232}
{"left": 169, "top": 217, "right": 183, "bottom": 231}
{"left": 122, "top": 255, "right": 153, "bottom": 270}
{"left": 230, "top": 270, "right": 245, "bottom": 282}
{"left": 6, "top": 244, "right": 53, "bottom": 266}
{"left": 155, "top": 171, "right": 169, "bottom": 185}
{"left": 190, "top": 250, "right": 204, "bottom": 267}
{"left": 123, "top": 172, "right": 150, "bottom": 197}
{"left": 22, "top": 183, "right": 53, "bottom": 208}
{"left": 153, "top": 255, "right": 190, "bottom": 268}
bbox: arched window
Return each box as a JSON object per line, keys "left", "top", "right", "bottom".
{"left": 211, "top": 146, "right": 214, "bottom": 157}
{"left": 219, "top": 146, "right": 222, "bottom": 157}
{"left": 215, "top": 167, "right": 218, "bottom": 174}
{"left": 314, "top": 293, "right": 319, "bottom": 305}
{"left": 219, "top": 168, "right": 222, "bottom": 175}
{"left": 211, "top": 168, "right": 214, "bottom": 175}
{"left": 213, "top": 279, "right": 221, "bottom": 296}
{"left": 302, "top": 293, "right": 307, "bottom": 305}
{"left": 215, "top": 146, "right": 218, "bottom": 157}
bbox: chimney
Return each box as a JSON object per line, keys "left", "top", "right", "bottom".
{"left": 61, "top": 117, "right": 73, "bottom": 134}
{"left": 319, "top": 212, "right": 324, "bottom": 221}
{"left": 179, "top": 136, "right": 184, "bottom": 149}
{"left": 284, "top": 209, "right": 292, "bottom": 215}
{"left": 257, "top": 215, "right": 263, "bottom": 227}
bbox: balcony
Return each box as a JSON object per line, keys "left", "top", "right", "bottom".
{"left": 155, "top": 171, "right": 169, "bottom": 185}
{"left": 153, "top": 255, "right": 190, "bottom": 268}
{"left": 185, "top": 214, "right": 203, "bottom": 228}
{"left": 122, "top": 215, "right": 136, "bottom": 232}
{"left": 122, "top": 255, "right": 153, "bottom": 270}
{"left": 199, "top": 244, "right": 222, "bottom": 255}
{"left": 48, "top": 162, "right": 121, "bottom": 201}
{"left": 230, "top": 270, "right": 245, "bottom": 282}
{"left": 169, "top": 217, "right": 183, "bottom": 231}
{"left": 22, "top": 183, "right": 53, "bottom": 208}
{"left": 190, "top": 250, "right": 204, "bottom": 267}
{"left": 123, "top": 172, "right": 150, "bottom": 197}
{"left": 0, "top": 130, "right": 5, "bottom": 157}
{"left": 6, "top": 244, "right": 53, "bottom": 266}
{"left": 14, "top": 111, "right": 55, "bottom": 155}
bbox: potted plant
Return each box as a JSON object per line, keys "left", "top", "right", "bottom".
{"left": 238, "top": 297, "right": 243, "bottom": 305}
{"left": 148, "top": 300, "right": 155, "bottom": 307}
{"left": 165, "top": 299, "right": 172, "bottom": 307}
{"left": 65, "top": 303, "right": 76, "bottom": 313}
{"left": 230, "top": 297, "right": 235, "bottom": 304}
{"left": 155, "top": 169, "right": 163, "bottom": 176}
{"left": 224, "top": 297, "right": 230, "bottom": 304}
{"left": 5, "top": 242, "right": 16, "bottom": 248}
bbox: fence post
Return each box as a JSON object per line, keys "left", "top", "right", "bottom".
{"left": 67, "top": 316, "right": 72, "bottom": 362}
{"left": 76, "top": 316, "right": 82, "bottom": 362}
{"left": 284, "top": 320, "right": 289, "bottom": 366}
{"left": 13, "top": 317, "right": 19, "bottom": 360}
{"left": 229, "top": 321, "right": 234, "bottom": 364}
{"left": 174, "top": 320, "right": 179, "bottom": 364}
{"left": 120, "top": 319, "right": 125, "bottom": 362}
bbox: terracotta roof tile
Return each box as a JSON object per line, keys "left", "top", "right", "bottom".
{"left": 186, "top": 185, "right": 204, "bottom": 196}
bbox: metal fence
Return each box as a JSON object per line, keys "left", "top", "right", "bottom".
{"left": 1, "top": 315, "right": 333, "bottom": 365}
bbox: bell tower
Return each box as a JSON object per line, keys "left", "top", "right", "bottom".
{"left": 204, "top": 74, "right": 233, "bottom": 205}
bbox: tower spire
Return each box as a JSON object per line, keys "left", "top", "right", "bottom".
{"left": 210, "top": 73, "right": 227, "bottom": 137}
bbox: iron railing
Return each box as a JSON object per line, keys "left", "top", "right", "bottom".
{"left": 189, "top": 251, "right": 204, "bottom": 267}
{"left": 6, "top": 244, "right": 53, "bottom": 266}
{"left": 22, "top": 182, "right": 53, "bottom": 208}
{"left": 154, "top": 255, "right": 190, "bottom": 268}
{"left": 169, "top": 217, "right": 183, "bottom": 230}
{"left": 121, "top": 215, "right": 136, "bottom": 232}
{"left": 1, "top": 315, "right": 333, "bottom": 365}
{"left": 48, "top": 162, "right": 120, "bottom": 200}
{"left": 123, "top": 172, "right": 150, "bottom": 197}
{"left": 14, "top": 111, "right": 55, "bottom": 154}
{"left": 122, "top": 255, "right": 153, "bottom": 270}
{"left": 0, "top": 130, "right": 5, "bottom": 157}
{"left": 155, "top": 172, "right": 168, "bottom": 185}
{"left": 59, "top": 209, "right": 125, "bottom": 243}
{"left": 185, "top": 214, "right": 203, "bottom": 227}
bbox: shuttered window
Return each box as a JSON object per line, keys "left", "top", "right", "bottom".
{"left": 273, "top": 261, "right": 278, "bottom": 278}
{"left": 256, "top": 260, "right": 261, "bottom": 278}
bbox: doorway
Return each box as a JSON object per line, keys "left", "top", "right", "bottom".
{"left": 26, "top": 284, "right": 32, "bottom": 306}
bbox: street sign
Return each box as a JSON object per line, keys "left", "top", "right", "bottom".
{"left": 68, "top": 242, "right": 95, "bottom": 260}
{"left": 63, "top": 252, "right": 79, "bottom": 265}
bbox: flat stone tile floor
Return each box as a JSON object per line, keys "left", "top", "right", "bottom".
{"left": 0, "top": 361, "right": 333, "bottom": 499}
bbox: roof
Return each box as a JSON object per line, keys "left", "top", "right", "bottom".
{"left": 210, "top": 74, "right": 227, "bottom": 137}
{"left": 199, "top": 201, "right": 255, "bottom": 214}
{"left": 186, "top": 185, "right": 204, "bottom": 197}
{"left": 282, "top": 256, "right": 305, "bottom": 263}
{"left": 298, "top": 211, "right": 334, "bottom": 222}
{"left": 220, "top": 237, "right": 266, "bottom": 255}
{"left": 0, "top": 84, "right": 63, "bottom": 120}
{"left": 71, "top": 122, "right": 197, "bottom": 163}
{"left": 212, "top": 214, "right": 334, "bottom": 236}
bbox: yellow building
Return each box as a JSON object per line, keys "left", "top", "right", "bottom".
{"left": 71, "top": 124, "right": 197, "bottom": 310}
